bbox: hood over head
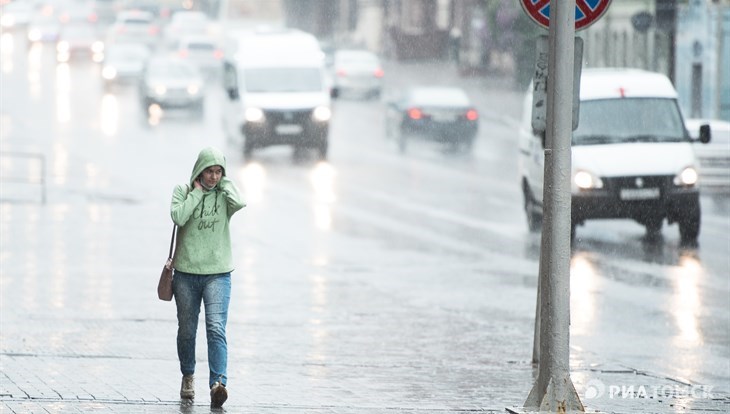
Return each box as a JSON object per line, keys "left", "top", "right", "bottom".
{"left": 190, "top": 146, "right": 227, "bottom": 187}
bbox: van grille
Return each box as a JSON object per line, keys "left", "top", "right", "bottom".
{"left": 602, "top": 175, "right": 672, "bottom": 192}
{"left": 264, "top": 109, "right": 313, "bottom": 125}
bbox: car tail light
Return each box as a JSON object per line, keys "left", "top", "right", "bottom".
{"left": 336, "top": 69, "right": 347, "bottom": 77}
{"left": 149, "top": 26, "right": 158, "bottom": 35}
{"left": 214, "top": 49, "right": 224, "bottom": 59}
{"left": 374, "top": 68, "right": 384, "bottom": 78}
{"left": 88, "top": 13, "right": 98, "bottom": 23}
{"left": 466, "top": 109, "right": 478, "bottom": 121}
{"left": 59, "top": 13, "right": 69, "bottom": 23}
{"left": 179, "top": 49, "right": 189, "bottom": 58}
{"left": 408, "top": 108, "right": 422, "bottom": 120}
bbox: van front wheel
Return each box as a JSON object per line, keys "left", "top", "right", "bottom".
{"left": 243, "top": 140, "right": 254, "bottom": 160}
{"left": 523, "top": 183, "right": 543, "bottom": 233}
{"left": 317, "top": 140, "right": 328, "bottom": 160}
{"left": 678, "top": 209, "right": 700, "bottom": 245}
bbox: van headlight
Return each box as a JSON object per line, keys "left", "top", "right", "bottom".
{"left": 312, "top": 106, "right": 331, "bottom": 122}
{"left": 245, "top": 107, "right": 264, "bottom": 123}
{"left": 674, "top": 166, "right": 698, "bottom": 186}
{"left": 574, "top": 170, "right": 604, "bottom": 190}
{"left": 154, "top": 85, "right": 167, "bottom": 95}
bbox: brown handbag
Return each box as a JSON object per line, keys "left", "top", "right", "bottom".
{"left": 157, "top": 225, "right": 177, "bottom": 301}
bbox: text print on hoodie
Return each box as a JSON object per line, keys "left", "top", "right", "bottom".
{"left": 170, "top": 147, "right": 245, "bottom": 275}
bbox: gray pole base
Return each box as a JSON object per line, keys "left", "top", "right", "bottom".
{"left": 524, "top": 376, "right": 585, "bottom": 412}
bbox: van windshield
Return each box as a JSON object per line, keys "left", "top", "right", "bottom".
{"left": 573, "top": 98, "right": 688, "bottom": 146}
{"left": 243, "top": 68, "right": 322, "bottom": 93}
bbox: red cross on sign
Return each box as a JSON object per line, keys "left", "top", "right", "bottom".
{"left": 519, "top": 0, "right": 613, "bottom": 31}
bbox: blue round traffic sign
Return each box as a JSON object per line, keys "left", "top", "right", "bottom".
{"left": 519, "top": 0, "right": 613, "bottom": 31}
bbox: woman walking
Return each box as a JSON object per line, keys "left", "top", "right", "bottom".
{"left": 170, "top": 147, "right": 245, "bottom": 408}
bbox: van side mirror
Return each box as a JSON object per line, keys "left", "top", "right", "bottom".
{"left": 227, "top": 88, "right": 239, "bottom": 100}
{"left": 699, "top": 124, "right": 711, "bottom": 144}
{"left": 330, "top": 87, "right": 339, "bottom": 99}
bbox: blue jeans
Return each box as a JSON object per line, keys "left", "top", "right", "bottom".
{"left": 173, "top": 271, "right": 231, "bottom": 388}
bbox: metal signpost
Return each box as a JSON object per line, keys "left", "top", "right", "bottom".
{"left": 515, "top": 0, "right": 612, "bottom": 412}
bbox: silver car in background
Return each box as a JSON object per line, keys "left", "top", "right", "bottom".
{"left": 331, "top": 49, "right": 384, "bottom": 99}
{"left": 56, "top": 24, "right": 104, "bottom": 63}
{"left": 139, "top": 56, "right": 205, "bottom": 116}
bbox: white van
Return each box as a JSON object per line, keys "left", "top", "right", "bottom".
{"left": 221, "top": 29, "right": 334, "bottom": 160}
{"left": 518, "top": 68, "right": 711, "bottom": 244}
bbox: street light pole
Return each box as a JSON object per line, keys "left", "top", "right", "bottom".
{"left": 524, "top": 0, "right": 584, "bottom": 411}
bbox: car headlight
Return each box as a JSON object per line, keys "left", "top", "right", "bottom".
{"left": 91, "top": 41, "right": 104, "bottom": 54}
{"left": 154, "top": 85, "right": 166, "bottom": 95}
{"left": 245, "top": 107, "right": 264, "bottom": 123}
{"left": 574, "top": 170, "right": 604, "bottom": 190}
{"left": 28, "top": 29, "right": 41, "bottom": 42}
{"left": 674, "top": 166, "right": 698, "bottom": 186}
{"left": 102, "top": 67, "right": 117, "bottom": 80}
{"left": 312, "top": 106, "right": 331, "bottom": 122}
{"left": 2, "top": 16, "right": 16, "bottom": 28}
{"left": 56, "top": 41, "right": 70, "bottom": 53}
{"left": 187, "top": 84, "right": 200, "bottom": 95}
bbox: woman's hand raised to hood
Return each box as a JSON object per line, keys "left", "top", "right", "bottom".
{"left": 218, "top": 176, "right": 246, "bottom": 217}
{"left": 170, "top": 184, "right": 203, "bottom": 227}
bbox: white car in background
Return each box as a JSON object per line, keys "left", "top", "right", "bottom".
{"left": 1, "top": 1, "right": 33, "bottom": 31}
{"left": 106, "top": 10, "right": 159, "bottom": 48}
{"left": 26, "top": 14, "right": 61, "bottom": 44}
{"left": 176, "top": 34, "right": 223, "bottom": 76}
{"left": 101, "top": 43, "right": 151, "bottom": 89}
{"left": 163, "top": 10, "right": 210, "bottom": 48}
{"left": 56, "top": 24, "right": 104, "bottom": 63}
{"left": 331, "top": 49, "right": 384, "bottom": 99}
{"left": 685, "top": 118, "right": 730, "bottom": 197}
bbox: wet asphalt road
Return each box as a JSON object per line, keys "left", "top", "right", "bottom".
{"left": 0, "top": 26, "right": 729, "bottom": 413}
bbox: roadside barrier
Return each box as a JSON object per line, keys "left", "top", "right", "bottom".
{"left": 0, "top": 151, "right": 46, "bottom": 204}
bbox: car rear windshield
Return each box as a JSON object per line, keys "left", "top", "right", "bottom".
{"left": 573, "top": 98, "right": 688, "bottom": 145}
{"left": 409, "top": 88, "right": 470, "bottom": 107}
{"left": 124, "top": 18, "right": 152, "bottom": 25}
{"left": 148, "top": 62, "right": 196, "bottom": 78}
{"left": 109, "top": 47, "right": 149, "bottom": 60}
{"left": 243, "top": 68, "right": 322, "bottom": 93}
{"left": 186, "top": 43, "right": 215, "bottom": 51}
{"left": 337, "top": 52, "right": 378, "bottom": 64}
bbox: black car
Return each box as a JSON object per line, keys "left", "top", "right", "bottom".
{"left": 385, "top": 86, "right": 479, "bottom": 153}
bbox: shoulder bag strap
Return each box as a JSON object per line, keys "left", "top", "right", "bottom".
{"left": 168, "top": 225, "right": 177, "bottom": 260}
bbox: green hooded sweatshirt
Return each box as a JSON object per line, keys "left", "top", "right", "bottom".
{"left": 170, "top": 147, "right": 245, "bottom": 275}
